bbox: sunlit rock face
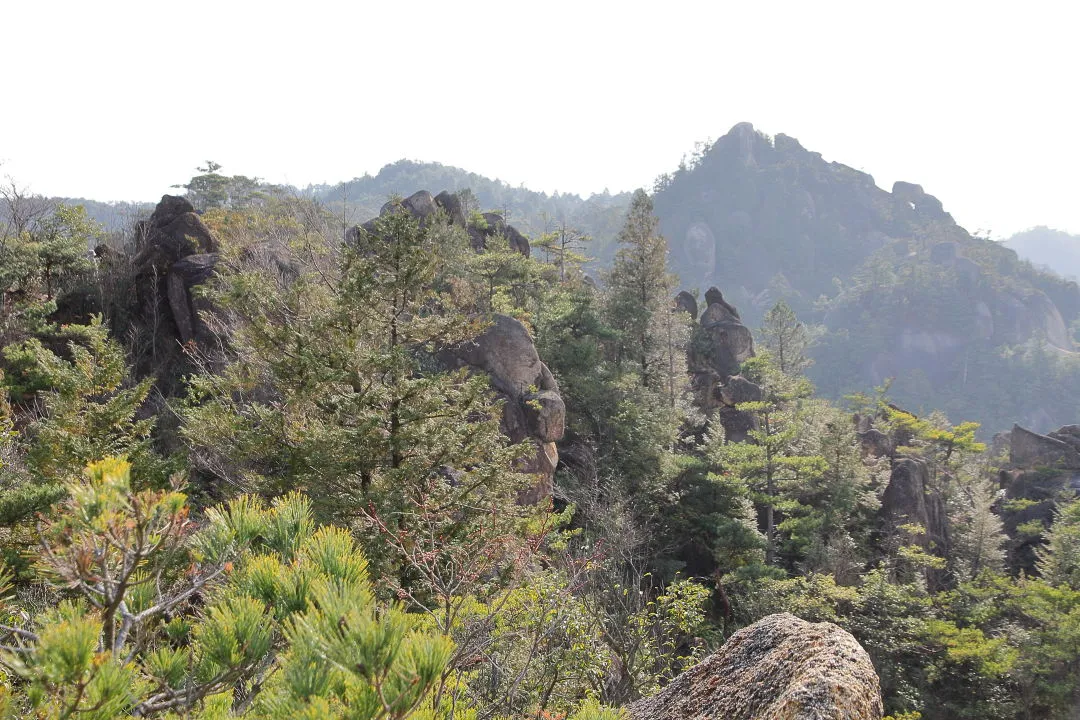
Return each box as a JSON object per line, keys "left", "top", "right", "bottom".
{"left": 629, "top": 613, "right": 883, "bottom": 720}
{"left": 442, "top": 313, "right": 565, "bottom": 504}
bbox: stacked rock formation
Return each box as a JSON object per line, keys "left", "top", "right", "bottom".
{"left": 629, "top": 613, "right": 883, "bottom": 720}
{"left": 684, "top": 286, "right": 759, "bottom": 442}
{"left": 347, "top": 190, "right": 529, "bottom": 257}
{"left": 440, "top": 314, "right": 565, "bottom": 503}
{"left": 132, "top": 195, "right": 220, "bottom": 346}
{"left": 853, "top": 410, "right": 950, "bottom": 586}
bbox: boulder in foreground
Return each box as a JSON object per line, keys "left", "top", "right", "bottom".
{"left": 629, "top": 613, "right": 882, "bottom": 720}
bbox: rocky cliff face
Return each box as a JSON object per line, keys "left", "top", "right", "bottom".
{"left": 655, "top": 123, "right": 947, "bottom": 308}
{"left": 999, "top": 424, "right": 1080, "bottom": 572}
{"left": 441, "top": 314, "right": 565, "bottom": 502}
{"left": 880, "top": 457, "right": 951, "bottom": 579}
{"left": 853, "top": 410, "right": 952, "bottom": 585}
{"left": 629, "top": 613, "right": 883, "bottom": 720}
{"left": 655, "top": 123, "right": 1078, "bottom": 335}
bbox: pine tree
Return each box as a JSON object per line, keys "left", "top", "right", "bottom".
{"left": 3, "top": 317, "right": 158, "bottom": 484}
{"left": 0, "top": 317, "right": 169, "bottom": 573}
{"left": 0, "top": 457, "right": 454, "bottom": 719}
{"left": 787, "top": 403, "right": 885, "bottom": 581}
{"left": 534, "top": 221, "right": 591, "bottom": 282}
{"left": 0, "top": 202, "right": 97, "bottom": 342}
{"left": 464, "top": 225, "right": 539, "bottom": 314}
{"left": 605, "top": 189, "right": 677, "bottom": 391}
{"left": 1038, "top": 498, "right": 1080, "bottom": 589}
{"left": 711, "top": 353, "right": 826, "bottom": 566}
{"left": 181, "top": 204, "right": 533, "bottom": 596}
{"left": 760, "top": 300, "right": 813, "bottom": 377}
{"left": 32, "top": 204, "right": 97, "bottom": 300}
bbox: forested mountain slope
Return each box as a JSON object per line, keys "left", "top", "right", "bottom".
{"left": 653, "top": 123, "right": 1080, "bottom": 434}
{"left": 299, "top": 127, "right": 1080, "bottom": 435}
{"left": 17, "top": 126, "right": 1080, "bottom": 436}
{"left": 2, "top": 170, "right": 1080, "bottom": 719}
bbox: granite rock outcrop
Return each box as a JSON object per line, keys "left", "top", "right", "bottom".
{"left": 629, "top": 613, "right": 883, "bottom": 720}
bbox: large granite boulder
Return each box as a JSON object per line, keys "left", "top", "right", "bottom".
{"left": 347, "top": 189, "right": 530, "bottom": 258}
{"left": 700, "top": 301, "right": 742, "bottom": 327}
{"left": 523, "top": 389, "right": 565, "bottom": 443}
{"left": 858, "top": 428, "right": 894, "bottom": 459}
{"left": 350, "top": 189, "right": 468, "bottom": 241}
{"left": 704, "top": 286, "right": 740, "bottom": 319}
{"left": 674, "top": 290, "right": 698, "bottom": 321}
{"left": 1022, "top": 290, "right": 1071, "bottom": 349}
{"left": 1000, "top": 424, "right": 1080, "bottom": 572}
{"left": 468, "top": 212, "right": 530, "bottom": 257}
{"left": 453, "top": 314, "right": 544, "bottom": 396}
{"left": 378, "top": 190, "right": 439, "bottom": 223}
{"left": 719, "top": 374, "right": 762, "bottom": 406}
{"left": 1049, "top": 425, "right": 1080, "bottom": 454}
{"left": 891, "top": 181, "right": 949, "bottom": 222}
{"left": 1010, "top": 424, "right": 1080, "bottom": 469}
{"left": 443, "top": 314, "right": 566, "bottom": 499}
{"left": 629, "top": 613, "right": 882, "bottom": 720}
{"left": 135, "top": 194, "right": 218, "bottom": 269}
{"left": 400, "top": 190, "right": 438, "bottom": 220}
{"left": 990, "top": 290, "right": 1073, "bottom": 351}
{"left": 434, "top": 190, "right": 466, "bottom": 227}
{"left": 715, "top": 374, "right": 762, "bottom": 442}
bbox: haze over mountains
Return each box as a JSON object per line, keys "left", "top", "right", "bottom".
{"left": 282, "top": 124, "right": 1080, "bottom": 436}
{"left": 1003, "top": 226, "right": 1080, "bottom": 280}
{"left": 6, "top": 118, "right": 1080, "bottom": 719}
{"left": 647, "top": 124, "right": 1080, "bottom": 435}
{"left": 23, "top": 123, "right": 1080, "bottom": 437}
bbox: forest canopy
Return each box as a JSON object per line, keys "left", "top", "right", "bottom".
{"left": 0, "top": 154, "right": 1077, "bottom": 719}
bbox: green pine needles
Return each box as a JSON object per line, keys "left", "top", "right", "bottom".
{"left": 0, "top": 457, "right": 455, "bottom": 719}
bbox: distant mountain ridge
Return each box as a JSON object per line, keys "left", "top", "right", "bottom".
{"left": 309, "top": 159, "right": 632, "bottom": 264}
{"left": 30, "top": 130, "right": 1080, "bottom": 434}
{"left": 1004, "top": 226, "right": 1080, "bottom": 280}
{"left": 653, "top": 122, "right": 1080, "bottom": 434}
{"left": 653, "top": 122, "right": 1057, "bottom": 318}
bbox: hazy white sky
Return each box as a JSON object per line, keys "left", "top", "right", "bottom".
{"left": 3, "top": 0, "right": 1077, "bottom": 237}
